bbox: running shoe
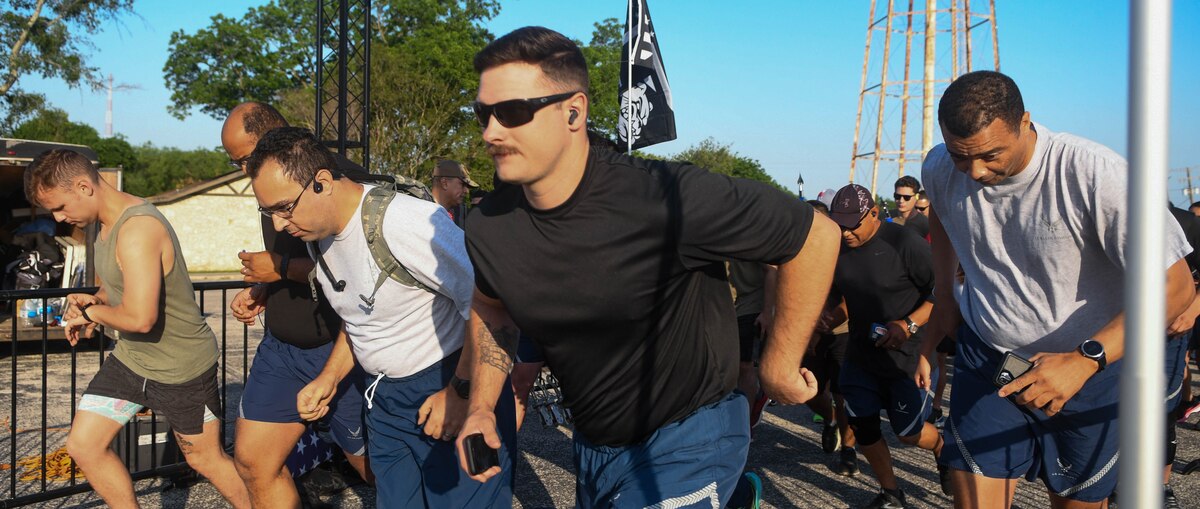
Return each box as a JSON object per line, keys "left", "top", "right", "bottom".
{"left": 836, "top": 446, "right": 858, "bottom": 476}
{"left": 726, "top": 471, "right": 763, "bottom": 509}
{"left": 926, "top": 407, "right": 943, "bottom": 425}
{"left": 821, "top": 421, "right": 841, "bottom": 453}
{"left": 812, "top": 413, "right": 825, "bottom": 424}
{"left": 749, "top": 390, "right": 771, "bottom": 429}
{"left": 1178, "top": 399, "right": 1200, "bottom": 423}
{"left": 1165, "top": 486, "right": 1180, "bottom": 509}
{"left": 864, "top": 490, "right": 907, "bottom": 509}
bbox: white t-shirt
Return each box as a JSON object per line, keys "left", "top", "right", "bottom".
{"left": 311, "top": 185, "right": 473, "bottom": 378}
{"left": 923, "top": 122, "right": 1191, "bottom": 356}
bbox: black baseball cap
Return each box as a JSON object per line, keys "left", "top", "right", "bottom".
{"left": 829, "top": 184, "right": 875, "bottom": 229}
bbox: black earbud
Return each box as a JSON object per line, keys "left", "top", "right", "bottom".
{"left": 870, "top": 210, "right": 877, "bottom": 218}
{"left": 313, "top": 181, "right": 324, "bottom": 193}
{"left": 568, "top": 110, "right": 579, "bottom": 125}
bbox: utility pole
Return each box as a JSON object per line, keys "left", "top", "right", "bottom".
{"left": 104, "top": 74, "right": 140, "bottom": 138}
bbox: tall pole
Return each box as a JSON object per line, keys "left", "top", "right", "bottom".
{"left": 897, "top": 0, "right": 915, "bottom": 177}
{"left": 849, "top": 0, "right": 879, "bottom": 183}
{"left": 1187, "top": 167, "right": 1194, "bottom": 204}
{"left": 1123, "top": 1, "right": 1173, "bottom": 509}
{"left": 626, "top": 0, "right": 634, "bottom": 155}
{"left": 105, "top": 74, "right": 113, "bottom": 138}
{"left": 921, "top": 0, "right": 936, "bottom": 155}
{"left": 869, "top": 0, "right": 896, "bottom": 196}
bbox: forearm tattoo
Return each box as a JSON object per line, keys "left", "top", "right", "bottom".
{"left": 478, "top": 320, "right": 518, "bottom": 374}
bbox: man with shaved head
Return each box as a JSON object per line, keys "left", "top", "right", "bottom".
{"left": 220, "top": 102, "right": 372, "bottom": 507}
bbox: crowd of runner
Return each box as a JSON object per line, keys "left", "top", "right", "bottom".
{"left": 20, "top": 25, "right": 1200, "bottom": 509}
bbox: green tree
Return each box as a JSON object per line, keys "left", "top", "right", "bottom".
{"left": 125, "top": 144, "right": 228, "bottom": 197}
{"left": 0, "top": 1, "right": 135, "bottom": 128}
{"left": 580, "top": 18, "right": 621, "bottom": 141}
{"left": 672, "top": 138, "right": 791, "bottom": 194}
{"left": 163, "top": 0, "right": 317, "bottom": 120}
{"left": 12, "top": 107, "right": 141, "bottom": 171}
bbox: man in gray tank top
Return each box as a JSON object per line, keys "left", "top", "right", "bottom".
{"left": 24, "top": 150, "right": 250, "bottom": 509}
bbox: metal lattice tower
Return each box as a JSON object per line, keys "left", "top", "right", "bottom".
{"left": 848, "top": 0, "right": 1000, "bottom": 196}
{"left": 316, "top": 0, "right": 371, "bottom": 169}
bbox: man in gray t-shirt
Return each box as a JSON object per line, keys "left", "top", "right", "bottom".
{"left": 918, "top": 71, "right": 1194, "bottom": 507}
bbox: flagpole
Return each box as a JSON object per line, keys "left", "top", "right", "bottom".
{"left": 626, "top": 0, "right": 634, "bottom": 155}
{"left": 1122, "top": 1, "right": 1172, "bottom": 508}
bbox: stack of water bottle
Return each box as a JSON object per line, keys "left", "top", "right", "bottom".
{"left": 18, "top": 297, "right": 64, "bottom": 329}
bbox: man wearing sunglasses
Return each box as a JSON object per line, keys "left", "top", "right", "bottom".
{"left": 455, "top": 27, "right": 840, "bottom": 507}
{"left": 244, "top": 127, "right": 513, "bottom": 508}
{"left": 829, "top": 183, "right": 947, "bottom": 507}
{"left": 892, "top": 176, "right": 929, "bottom": 238}
{"left": 219, "top": 102, "right": 373, "bottom": 506}
{"left": 431, "top": 159, "right": 480, "bottom": 228}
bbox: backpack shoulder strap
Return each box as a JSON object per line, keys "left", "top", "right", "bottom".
{"left": 359, "top": 186, "right": 435, "bottom": 306}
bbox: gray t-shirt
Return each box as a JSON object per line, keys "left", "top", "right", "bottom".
{"left": 922, "top": 122, "right": 1191, "bottom": 356}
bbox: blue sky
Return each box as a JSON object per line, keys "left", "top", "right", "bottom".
{"left": 23, "top": 1, "right": 1200, "bottom": 203}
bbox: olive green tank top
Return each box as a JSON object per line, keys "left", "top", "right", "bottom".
{"left": 95, "top": 201, "right": 218, "bottom": 384}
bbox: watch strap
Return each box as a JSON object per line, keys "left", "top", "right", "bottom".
{"left": 449, "top": 374, "right": 471, "bottom": 399}
{"left": 80, "top": 305, "right": 95, "bottom": 324}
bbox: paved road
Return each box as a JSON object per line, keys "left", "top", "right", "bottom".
{"left": 3, "top": 287, "right": 1199, "bottom": 508}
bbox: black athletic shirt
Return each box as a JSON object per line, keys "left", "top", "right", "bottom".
{"left": 831, "top": 221, "right": 933, "bottom": 378}
{"left": 466, "top": 148, "right": 814, "bottom": 446}
{"left": 260, "top": 154, "right": 368, "bottom": 348}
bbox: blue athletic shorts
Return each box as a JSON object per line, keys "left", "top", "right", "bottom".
{"left": 573, "top": 392, "right": 750, "bottom": 509}
{"left": 839, "top": 359, "right": 935, "bottom": 438}
{"left": 239, "top": 331, "right": 368, "bottom": 455}
{"left": 943, "top": 325, "right": 1120, "bottom": 503}
{"left": 1167, "top": 333, "right": 1189, "bottom": 413}
{"left": 363, "top": 349, "right": 516, "bottom": 508}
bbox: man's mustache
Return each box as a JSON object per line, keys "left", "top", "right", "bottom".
{"left": 487, "top": 144, "right": 519, "bottom": 157}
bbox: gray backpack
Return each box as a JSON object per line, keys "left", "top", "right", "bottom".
{"left": 308, "top": 178, "right": 439, "bottom": 307}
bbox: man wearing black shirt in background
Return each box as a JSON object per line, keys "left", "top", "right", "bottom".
{"left": 221, "top": 102, "right": 371, "bottom": 507}
{"left": 829, "top": 184, "right": 945, "bottom": 508}
{"left": 893, "top": 176, "right": 929, "bottom": 239}
{"left": 455, "top": 27, "right": 840, "bottom": 507}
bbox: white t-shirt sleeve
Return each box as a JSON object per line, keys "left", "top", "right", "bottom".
{"left": 381, "top": 196, "right": 475, "bottom": 320}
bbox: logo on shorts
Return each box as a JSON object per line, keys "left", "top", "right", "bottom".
{"left": 348, "top": 427, "right": 362, "bottom": 439}
{"left": 897, "top": 402, "right": 908, "bottom": 413}
{"left": 1052, "top": 458, "right": 1079, "bottom": 482}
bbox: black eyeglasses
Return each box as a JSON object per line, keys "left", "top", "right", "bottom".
{"left": 472, "top": 91, "right": 579, "bottom": 129}
{"left": 893, "top": 193, "right": 915, "bottom": 202}
{"left": 228, "top": 155, "right": 251, "bottom": 170}
{"left": 259, "top": 174, "right": 316, "bottom": 219}
{"left": 915, "top": 205, "right": 929, "bottom": 212}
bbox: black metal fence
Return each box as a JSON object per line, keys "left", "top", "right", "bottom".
{"left": 0, "top": 280, "right": 251, "bottom": 508}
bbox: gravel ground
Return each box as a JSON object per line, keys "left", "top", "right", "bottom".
{"left": 3, "top": 285, "right": 1199, "bottom": 508}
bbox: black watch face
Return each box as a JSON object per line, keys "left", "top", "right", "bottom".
{"left": 1081, "top": 340, "right": 1103, "bottom": 357}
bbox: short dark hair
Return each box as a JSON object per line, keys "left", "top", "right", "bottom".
{"left": 241, "top": 102, "right": 288, "bottom": 138}
{"left": 895, "top": 175, "right": 921, "bottom": 193}
{"left": 245, "top": 127, "right": 336, "bottom": 185}
{"left": 807, "top": 199, "right": 830, "bottom": 216}
{"left": 473, "top": 26, "right": 590, "bottom": 95}
{"left": 938, "top": 70, "right": 1025, "bottom": 138}
{"left": 24, "top": 149, "right": 98, "bottom": 204}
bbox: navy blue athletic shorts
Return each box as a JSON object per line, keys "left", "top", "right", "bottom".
{"left": 943, "top": 325, "right": 1120, "bottom": 503}
{"left": 239, "top": 331, "right": 368, "bottom": 455}
{"left": 839, "top": 358, "right": 934, "bottom": 438}
{"left": 573, "top": 392, "right": 750, "bottom": 509}
{"left": 363, "top": 349, "right": 516, "bottom": 508}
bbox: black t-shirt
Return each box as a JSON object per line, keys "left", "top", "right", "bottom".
{"left": 1169, "top": 205, "right": 1200, "bottom": 275}
{"left": 901, "top": 212, "right": 930, "bottom": 239}
{"left": 831, "top": 222, "right": 933, "bottom": 378}
{"left": 466, "top": 148, "right": 814, "bottom": 446}
{"left": 261, "top": 154, "right": 369, "bottom": 348}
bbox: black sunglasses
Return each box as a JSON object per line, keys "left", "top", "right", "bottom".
{"left": 915, "top": 205, "right": 929, "bottom": 212}
{"left": 840, "top": 210, "right": 871, "bottom": 232}
{"left": 473, "top": 91, "right": 579, "bottom": 129}
{"left": 228, "top": 155, "right": 251, "bottom": 170}
{"left": 893, "top": 193, "right": 915, "bottom": 202}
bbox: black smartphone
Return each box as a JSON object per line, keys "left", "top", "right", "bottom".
{"left": 993, "top": 351, "right": 1034, "bottom": 388}
{"left": 463, "top": 433, "right": 499, "bottom": 476}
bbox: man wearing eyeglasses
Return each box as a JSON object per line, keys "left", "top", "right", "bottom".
{"left": 455, "top": 27, "right": 840, "bottom": 507}
{"left": 219, "top": 102, "right": 373, "bottom": 506}
{"left": 828, "top": 183, "right": 947, "bottom": 507}
{"left": 243, "top": 126, "right": 511, "bottom": 508}
{"left": 431, "top": 159, "right": 479, "bottom": 228}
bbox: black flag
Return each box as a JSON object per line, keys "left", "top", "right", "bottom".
{"left": 619, "top": 0, "right": 676, "bottom": 151}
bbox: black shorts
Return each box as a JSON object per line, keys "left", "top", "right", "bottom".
{"left": 936, "top": 336, "right": 956, "bottom": 355}
{"left": 803, "top": 332, "right": 849, "bottom": 394}
{"left": 83, "top": 355, "right": 221, "bottom": 435}
{"left": 737, "top": 314, "right": 761, "bottom": 362}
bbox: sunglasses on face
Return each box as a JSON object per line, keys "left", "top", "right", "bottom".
{"left": 916, "top": 205, "right": 928, "bottom": 212}
{"left": 472, "top": 91, "right": 579, "bottom": 129}
{"left": 228, "top": 155, "right": 251, "bottom": 170}
{"left": 840, "top": 210, "right": 871, "bottom": 232}
{"left": 893, "top": 193, "right": 915, "bottom": 202}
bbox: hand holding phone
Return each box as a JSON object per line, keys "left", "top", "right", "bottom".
{"left": 993, "top": 351, "right": 1033, "bottom": 389}
{"left": 463, "top": 433, "right": 499, "bottom": 476}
